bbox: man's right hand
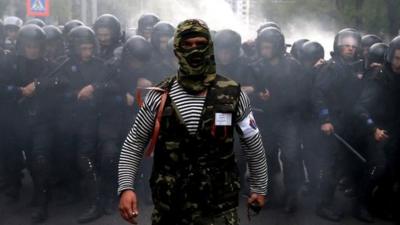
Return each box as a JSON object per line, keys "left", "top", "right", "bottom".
{"left": 374, "top": 128, "right": 389, "bottom": 142}
{"left": 259, "top": 89, "right": 270, "bottom": 101}
{"left": 21, "top": 82, "right": 36, "bottom": 97}
{"left": 119, "top": 190, "right": 139, "bottom": 224}
{"left": 126, "top": 93, "right": 135, "bottom": 106}
{"left": 321, "top": 123, "right": 334, "bottom": 135}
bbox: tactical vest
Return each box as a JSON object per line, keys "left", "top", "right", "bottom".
{"left": 150, "top": 75, "right": 241, "bottom": 215}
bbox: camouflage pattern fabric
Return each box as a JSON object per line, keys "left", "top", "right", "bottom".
{"left": 150, "top": 75, "right": 241, "bottom": 225}
{"left": 173, "top": 19, "right": 216, "bottom": 94}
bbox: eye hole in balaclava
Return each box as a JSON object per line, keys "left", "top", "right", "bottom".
{"left": 180, "top": 34, "right": 209, "bottom": 67}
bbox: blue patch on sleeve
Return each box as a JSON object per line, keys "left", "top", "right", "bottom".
{"left": 115, "top": 96, "right": 123, "bottom": 102}
{"left": 319, "top": 109, "right": 329, "bottom": 117}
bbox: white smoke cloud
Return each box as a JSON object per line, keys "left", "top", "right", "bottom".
{"left": 128, "top": 0, "right": 335, "bottom": 58}
{"left": 130, "top": 0, "right": 261, "bottom": 40}
{"left": 284, "top": 19, "right": 336, "bottom": 59}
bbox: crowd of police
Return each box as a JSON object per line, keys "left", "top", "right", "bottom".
{"left": 0, "top": 12, "right": 399, "bottom": 225}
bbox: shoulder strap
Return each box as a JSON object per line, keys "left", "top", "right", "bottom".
{"left": 134, "top": 76, "right": 175, "bottom": 157}
{"left": 145, "top": 89, "right": 168, "bottom": 157}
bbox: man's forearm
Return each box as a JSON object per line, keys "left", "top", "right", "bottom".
{"left": 118, "top": 103, "right": 156, "bottom": 195}
{"left": 240, "top": 133, "right": 268, "bottom": 195}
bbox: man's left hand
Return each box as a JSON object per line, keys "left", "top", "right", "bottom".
{"left": 21, "top": 82, "right": 36, "bottom": 97}
{"left": 248, "top": 193, "right": 265, "bottom": 208}
{"left": 77, "top": 84, "right": 95, "bottom": 101}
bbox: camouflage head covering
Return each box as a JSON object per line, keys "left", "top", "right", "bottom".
{"left": 174, "top": 19, "right": 216, "bottom": 94}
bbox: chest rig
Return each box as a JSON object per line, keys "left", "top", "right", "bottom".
{"left": 150, "top": 75, "right": 241, "bottom": 214}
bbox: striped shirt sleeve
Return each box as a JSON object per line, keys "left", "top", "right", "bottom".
{"left": 117, "top": 90, "right": 160, "bottom": 195}
{"left": 236, "top": 91, "right": 268, "bottom": 195}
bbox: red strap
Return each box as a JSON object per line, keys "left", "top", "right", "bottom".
{"left": 135, "top": 87, "right": 166, "bottom": 108}
{"left": 135, "top": 89, "right": 144, "bottom": 108}
{"left": 144, "top": 90, "right": 168, "bottom": 157}
{"left": 211, "top": 123, "right": 216, "bottom": 137}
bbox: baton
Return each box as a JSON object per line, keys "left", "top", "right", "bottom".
{"left": 333, "top": 132, "right": 367, "bottom": 163}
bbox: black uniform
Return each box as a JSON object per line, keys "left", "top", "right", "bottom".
{"left": 54, "top": 26, "right": 109, "bottom": 223}
{"left": 254, "top": 55, "right": 304, "bottom": 197}
{"left": 355, "top": 63, "right": 400, "bottom": 221}
{"left": 56, "top": 57, "right": 107, "bottom": 202}
{"left": 0, "top": 36, "right": 57, "bottom": 223}
{"left": 296, "top": 41, "right": 325, "bottom": 195}
{"left": 313, "top": 52, "right": 366, "bottom": 220}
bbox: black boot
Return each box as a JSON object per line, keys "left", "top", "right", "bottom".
{"left": 103, "top": 197, "right": 116, "bottom": 215}
{"left": 76, "top": 156, "right": 103, "bottom": 223}
{"left": 283, "top": 194, "right": 298, "bottom": 214}
{"left": 31, "top": 204, "right": 48, "bottom": 223}
{"left": 4, "top": 185, "right": 21, "bottom": 202}
{"left": 99, "top": 154, "right": 118, "bottom": 215}
{"left": 354, "top": 204, "right": 374, "bottom": 223}
{"left": 316, "top": 204, "right": 343, "bottom": 222}
{"left": 77, "top": 203, "right": 103, "bottom": 223}
{"left": 0, "top": 176, "right": 7, "bottom": 191}
{"left": 30, "top": 157, "right": 50, "bottom": 223}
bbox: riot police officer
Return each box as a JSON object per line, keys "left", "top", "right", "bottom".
{"left": 361, "top": 34, "right": 383, "bottom": 64}
{"left": 136, "top": 13, "right": 160, "bottom": 41}
{"left": 354, "top": 36, "right": 400, "bottom": 223}
{"left": 95, "top": 37, "right": 154, "bottom": 216}
{"left": 297, "top": 41, "right": 325, "bottom": 196}
{"left": 150, "top": 21, "right": 176, "bottom": 82}
{"left": 93, "top": 14, "right": 123, "bottom": 63}
{"left": 43, "top": 25, "right": 66, "bottom": 63}
{"left": 0, "top": 24, "right": 57, "bottom": 223}
{"left": 313, "top": 28, "right": 366, "bottom": 222}
{"left": 252, "top": 27, "right": 304, "bottom": 213}
{"left": 3, "top": 16, "right": 23, "bottom": 53}
{"left": 54, "top": 26, "right": 108, "bottom": 223}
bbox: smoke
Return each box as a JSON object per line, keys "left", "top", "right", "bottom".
{"left": 128, "top": 0, "right": 336, "bottom": 58}
{"left": 284, "top": 19, "right": 336, "bottom": 59}
{"left": 130, "top": 0, "right": 261, "bottom": 40}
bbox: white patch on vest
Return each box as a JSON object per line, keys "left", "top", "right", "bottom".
{"left": 238, "top": 112, "right": 259, "bottom": 138}
{"left": 215, "top": 113, "right": 232, "bottom": 126}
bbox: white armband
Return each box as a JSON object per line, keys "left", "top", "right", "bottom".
{"left": 237, "top": 112, "right": 259, "bottom": 138}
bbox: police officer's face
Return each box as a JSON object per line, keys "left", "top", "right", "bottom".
{"left": 142, "top": 28, "right": 153, "bottom": 41}
{"left": 340, "top": 37, "right": 357, "bottom": 60}
{"left": 363, "top": 47, "right": 369, "bottom": 60}
{"left": 45, "top": 41, "right": 60, "bottom": 56}
{"left": 259, "top": 42, "right": 274, "bottom": 59}
{"left": 159, "top": 36, "right": 170, "bottom": 51}
{"left": 96, "top": 27, "right": 112, "bottom": 47}
{"left": 79, "top": 43, "right": 94, "bottom": 62}
{"left": 24, "top": 42, "right": 41, "bottom": 60}
{"left": 6, "top": 27, "right": 18, "bottom": 41}
{"left": 216, "top": 48, "right": 234, "bottom": 65}
{"left": 128, "top": 57, "right": 144, "bottom": 70}
{"left": 391, "top": 49, "right": 400, "bottom": 74}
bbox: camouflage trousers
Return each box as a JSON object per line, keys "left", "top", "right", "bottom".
{"left": 151, "top": 207, "right": 239, "bottom": 225}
